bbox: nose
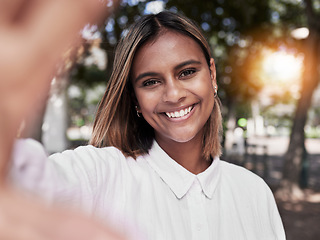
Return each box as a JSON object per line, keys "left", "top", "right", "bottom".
{"left": 162, "top": 78, "right": 187, "bottom": 103}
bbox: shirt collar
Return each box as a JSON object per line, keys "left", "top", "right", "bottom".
{"left": 145, "top": 140, "right": 221, "bottom": 199}
{"left": 197, "top": 156, "right": 221, "bottom": 199}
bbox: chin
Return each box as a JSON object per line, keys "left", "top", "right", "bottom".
{"left": 167, "top": 132, "right": 199, "bottom": 144}
{"left": 156, "top": 127, "right": 203, "bottom": 145}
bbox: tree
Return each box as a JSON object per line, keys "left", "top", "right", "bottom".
{"left": 276, "top": 0, "right": 320, "bottom": 200}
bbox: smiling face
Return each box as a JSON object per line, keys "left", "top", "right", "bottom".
{"left": 131, "top": 30, "right": 216, "bottom": 147}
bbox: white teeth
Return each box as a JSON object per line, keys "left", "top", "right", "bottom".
{"left": 165, "top": 106, "right": 193, "bottom": 118}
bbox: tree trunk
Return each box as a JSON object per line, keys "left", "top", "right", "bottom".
{"left": 276, "top": 27, "right": 319, "bottom": 200}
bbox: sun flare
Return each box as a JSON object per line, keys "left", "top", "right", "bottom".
{"left": 262, "top": 50, "right": 303, "bottom": 83}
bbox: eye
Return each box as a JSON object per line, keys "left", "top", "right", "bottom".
{"left": 179, "top": 68, "right": 196, "bottom": 78}
{"left": 143, "top": 79, "right": 160, "bottom": 87}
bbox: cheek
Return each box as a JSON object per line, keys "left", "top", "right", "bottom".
{"left": 194, "top": 78, "right": 215, "bottom": 115}
{"left": 192, "top": 77, "right": 214, "bottom": 99}
{"left": 135, "top": 90, "right": 157, "bottom": 112}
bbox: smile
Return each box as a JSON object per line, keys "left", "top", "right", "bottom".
{"left": 165, "top": 105, "right": 194, "bottom": 118}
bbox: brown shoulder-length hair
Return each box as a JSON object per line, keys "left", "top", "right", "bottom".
{"left": 89, "top": 11, "right": 222, "bottom": 160}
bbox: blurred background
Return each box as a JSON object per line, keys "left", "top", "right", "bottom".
{"left": 24, "top": 0, "right": 319, "bottom": 239}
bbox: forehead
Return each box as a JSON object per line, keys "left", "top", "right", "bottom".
{"left": 131, "top": 30, "right": 206, "bottom": 75}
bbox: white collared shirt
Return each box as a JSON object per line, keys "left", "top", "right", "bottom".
{"left": 11, "top": 139, "right": 286, "bottom": 240}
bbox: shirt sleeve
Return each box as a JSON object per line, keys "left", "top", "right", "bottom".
{"left": 9, "top": 138, "right": 130, "bottom": 213}
{"left": 221, "top": 161, "right": 286, "bottom": 240}
{"left": 253, "top": 175, "right": 286, "bottom": 240}
{"left": 9, "top": 139, "right": 146, "bottom": 240}
{"left": 9, "top": 138, "right": 97, "bottom": 210}
{"left": 9, "top": 138, "right": 52, "bottom": 194}
{"left": 265, "top": 184, "right": 286, "bottom": 240}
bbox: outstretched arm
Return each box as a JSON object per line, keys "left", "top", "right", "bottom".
{"left": 0, "top": 1, "right": 127, "bottom": 239}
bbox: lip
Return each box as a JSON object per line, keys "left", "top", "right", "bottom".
{"left": 161, "top": 103, "right": 197, "bottom": 122}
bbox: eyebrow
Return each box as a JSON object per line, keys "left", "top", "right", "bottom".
{"left": 134, "top": 72, "right": 158, "bottom": 83}
{"left": 174, "top": 59, "right": 202, "bottom": 71}
{"left": 133, "top": 59, "right": 202, "bottom": 83}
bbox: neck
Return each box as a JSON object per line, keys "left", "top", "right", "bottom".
{"left": 155, "top": 134, "right": 211, "bottom": 175}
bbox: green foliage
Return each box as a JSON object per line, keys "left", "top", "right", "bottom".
{"left": 71, "top": 64, "right": 108, "bottom": 87}
{"left": 68, "top": 83, "right": 106, "bottom": 128}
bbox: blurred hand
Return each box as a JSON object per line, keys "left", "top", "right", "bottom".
{"left": 0, "top": 0, "right": 116, "bottom": 181}
{"left": 0, "top": 1, "right": 126, "bottom": 239}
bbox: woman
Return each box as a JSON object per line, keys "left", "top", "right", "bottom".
{"left": 11, "top": 11, "right": 285, "bottom": 239}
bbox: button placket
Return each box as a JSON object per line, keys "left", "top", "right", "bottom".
{"left": 187, "top": 178, "right": 209, "bottom": 239}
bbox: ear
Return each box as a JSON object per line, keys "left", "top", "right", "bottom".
{"left": 209, "top": 58, "right": 217, "bottom": 88}
{"left": 132, "top": 97, "right": 142, "bottom": 113}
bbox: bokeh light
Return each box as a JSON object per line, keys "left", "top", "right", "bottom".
{"left": 262, "top": 50, "right": 303, "bottom": 83}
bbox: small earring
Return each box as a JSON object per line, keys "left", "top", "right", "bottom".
{"left": 214, "top": 86, "right": 218, "bottom": 98}
{"left": 135, "top": 106, "right": 141, "bottom": 118}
